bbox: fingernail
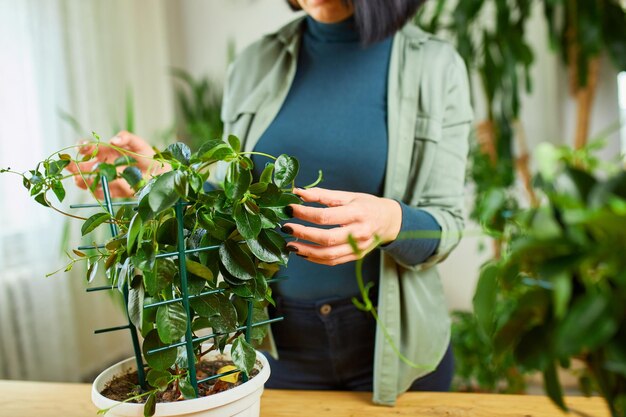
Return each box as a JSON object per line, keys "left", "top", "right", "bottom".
{"left": 286, "top": 245, "right": 299, "bottom": 253}
{"left": 281, "top": 225, "right": 294, "bottom": 235}
{"left": 283, "top": 205, "right": 293, "bottom": 218}
{"left": 111, "top": 136, "right": 122, "bottom": 144}
{"left": 296, "top": 254, "right": 308, "bottom": 259}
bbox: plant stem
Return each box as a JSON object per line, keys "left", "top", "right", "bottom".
{"left": 239, "top": 151, "right": 277, "bottom": 160}
{"left": 43, "top": 193, "right": 89, "bottom": 221}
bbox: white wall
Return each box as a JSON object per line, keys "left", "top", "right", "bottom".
{"left": 165, "top": 0, "right": 299, "bottom": 81}
{"left": 165, "top": 1, "right": 623, "bottom": 311}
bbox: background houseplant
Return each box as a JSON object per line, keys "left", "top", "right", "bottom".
{"left": 418, "top": 0, "right": 626, "bottom": 395}
{"left": 1, "top": 136, "right": 309, "bottom": 416}
{"left": 473, "top": 142, "right": 626, "bottom": 416}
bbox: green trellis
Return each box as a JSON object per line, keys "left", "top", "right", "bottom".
{"left": 75, "top": 176, "right": 284, "bottom": 396}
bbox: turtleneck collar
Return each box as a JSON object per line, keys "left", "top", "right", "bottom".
{"left": 305, "top": 15, "right": 360, "bottom": 43}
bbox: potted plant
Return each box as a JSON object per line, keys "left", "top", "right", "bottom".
{"left": 1, "top": 134, "right": 313, "bottom": 416}
{"left": 473, "top": 142, "right": 626, "bottom": 417}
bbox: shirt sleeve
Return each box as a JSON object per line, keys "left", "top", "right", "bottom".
{"left": 381, "top": 201, "right": 441, "bottom": 265}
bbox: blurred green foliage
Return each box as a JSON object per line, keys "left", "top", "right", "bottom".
{"left": 474, "top": 143, "right": 626, "bottom": 416}
{"left": 451, "top": 310, "right": 527, "bottom": 393}
{"left": 171, "top": 68, "right": 223, "bottom": 152}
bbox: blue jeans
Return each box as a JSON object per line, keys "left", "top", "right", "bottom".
{"left": 263, "top": 294, "right": 454, "bottom": 391}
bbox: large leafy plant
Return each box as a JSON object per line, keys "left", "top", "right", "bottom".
{"left": 1, "top": 135, "right": 307, "bottom": 413}
{"left": 474, "top": 143, "right": 626, "bottom": 416}
{"left": 450, "top": 310, "right": 527, "bottom": 393}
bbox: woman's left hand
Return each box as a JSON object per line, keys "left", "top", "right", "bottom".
{"left": 282, "top": 187, "right": 402, "bottom": 266}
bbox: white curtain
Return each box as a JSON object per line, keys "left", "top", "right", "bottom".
{"left": 0, "top": 0, "right": 174, "bottom": 381}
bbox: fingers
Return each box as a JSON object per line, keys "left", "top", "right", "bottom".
{"left": 66, "top": 160, "right": 97, "bottom": 174}
{"left": 293, "top": 187, "right": 355, "bottom": 207}
{"left": 74, "top": 175, "right": 94, "bottom": 191}
{"left": 286, "top": 238, "right": 375, "bottom": 266}
{"left": 290, "top": 204, "right": 361, "bottom": 226}
{"left": 282, "top": 222, "right": 369, "bottom": 247}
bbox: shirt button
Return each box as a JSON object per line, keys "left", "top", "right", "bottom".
{"left": 319, "top": 304, "right": 332, "bottom": 316}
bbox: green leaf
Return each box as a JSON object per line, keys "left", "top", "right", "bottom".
{"left": 121, "top": 166, "right": 143, "bottom": 189}
{"left": 52, "top": 181, "right": 65, "bottom": 202}
{"left": 117, "top": 258, "right": 132, "bottom": 294}
{"left": 231, "top": 336, "right": 256, "bottom": 376}
{"left": 156, "top": 217, "right": 178, "bottom": 246}
{"left": 165, "top": 142, "right": 191, "bottom": 165}
{"left": 250, "top": 307, "right": 270, "bottom": 344}
{"left": 555, "top": 293, "right": 618, "bottom": 356}
{"left": 185, "top": 259, "right": 214, "bottom": 281}
{"left": 143, "top": 258, "right": 178, "bottom": 295}
{"left": 192, "top": 317, "right": 212, "bottom": 332}
{"left": 34, "top": 192, "right": 49, "bottom": 207}
{"left": 47, "top": 159, "right": 70, "bottom": 176}
{"left": 178, "top": 377, "right": 196, "bottom": 399}
{"left": 144, "top": 392, "right": 156, "bottom": 417}
{"left": 233, "top": 203, "right": 262, "bottom": 240}
{"left": 206, "top": 294, "right": 238, "bottom": 333}
{"left": 141, "top": 296, "right": 157, "bottom": 337}
{"left": 87, "top": 258, "right": 99, "bottom": 283}
{"left": 147, "top": 369, "right": 170, "bottom": 391}
{"left": 142, "top": 329, "right": 177, "bottom": 371}
{"left": 260, "top": 163, "right": 274, "bottom": 184}
{"left": 473, "top": 263, "right": 499, "bottom": 336}
{"left": 105, "top": 236, "right": 125, "bottom": 251}
{"left": 113, "top": 155, "right": 137, "bottom": 166}
{"left": 273, "top": 154, "right": 299, "bottom": 188}
{"left": 219, "top": 240, "right": 257, "bottom": 281}
{"left": 246, "top": 229, "right": 288, "bottom": 264}
{"left": 249, "top": 182, "right": 268, "bottom": 194}
{"left": 227, "top": 135, "right": 241, "bottom": 153}
{"left": 257, "top": 185, "right": 301, "bottom": 209}
{"left": 156, "top": 302, "right": 188, "bottom": 344}
{"left": 81, "top": 212, "right": 111, "bottom": 236}
{"left": 173, "top": 171, "right": 188, "bottom": 197}
{"left": 224, "top": 161, "right": 251, "bottom": 201}
{"left": 132, "top": 241, "right": 157, "bottom": 271}
{"left": 127, "top": 213, "right": 142, "bottom": 254}
{"left": 149, "top": 171, "right": 183, "bottom": 213}
{"left": 189, "top": 172, "right": 203, "bottom": 193}
{"left": 551, "top": 272, "right": 571, "bottom": 320}
{"left": 98, "top": 163, "right": 117, "bottom": 182}
{"left": 197, "top": 139, "right": 235, "bottom": 161}
{"left": 543, "top": 361, "right": 567, "bottom": 411}
{"left": 189, "top": 293, "right": 220, "bottom": 317}
{"left": 22, "top": 176, "right": 31, "bottom": 191}
{"left": 128, "top": 275, "right": 145, "bottom": 329}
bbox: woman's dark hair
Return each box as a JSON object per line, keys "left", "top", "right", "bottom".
{"left": 286, "top": 0, "right": 426, "bottom": 44}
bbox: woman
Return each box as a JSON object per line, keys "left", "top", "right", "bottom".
{"left": 70, "top": 0, "right": 473, "bottom": 405}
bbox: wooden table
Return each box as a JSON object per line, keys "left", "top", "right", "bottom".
{"left": 0, "top": 380, "right": 610, "bottom": 417}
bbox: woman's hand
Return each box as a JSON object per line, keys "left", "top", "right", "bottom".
{"left": 65, "top": 131, "right": 163, "bottom": 199}
{"left": 282, "top": 187, "right": 402, "bottom": 266}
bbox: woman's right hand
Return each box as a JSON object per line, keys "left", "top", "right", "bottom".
{"left": 65, "top": 131, "right": 163, "bottom": 199}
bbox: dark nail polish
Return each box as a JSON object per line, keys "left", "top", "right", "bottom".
{"left": 286, "top": 245, "right": 299, "bottom": 253}
{"left": 283, "top": 205, "right": 294, "bottom": 218}
{"left": 281, "top": 225, "right": 294, "bottom": 235}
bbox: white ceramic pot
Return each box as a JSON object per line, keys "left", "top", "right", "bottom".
{"left": 91, "top": 346, "right": 270, "bottom": 417}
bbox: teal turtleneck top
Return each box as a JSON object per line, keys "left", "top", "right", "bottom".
{"left": 251, "top": 16, "right": 440, "bottom": 300}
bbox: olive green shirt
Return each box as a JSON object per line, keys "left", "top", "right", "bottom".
{"left": 220, "top": 17, "right": 473, "bottom": 405}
